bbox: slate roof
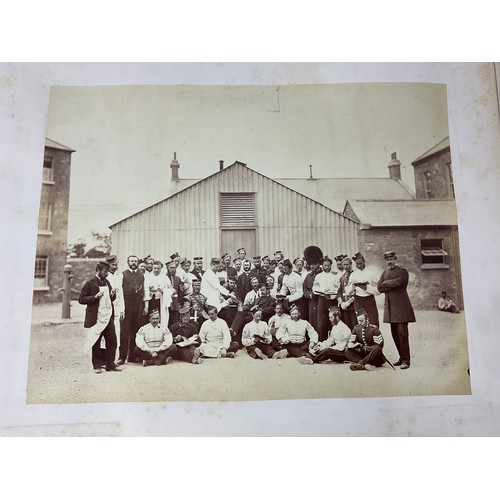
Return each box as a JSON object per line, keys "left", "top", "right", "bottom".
{"left": 276, "top": 177, "right": 414, "bottom": 213}
{"left": 45, "top": 138, "right": 75, "bottom": 152}
{"left": 412, "top": 137, "right": 450, "bottom": 165}
{"left": 346, "top": 199, "right": 458, "bottom": 227}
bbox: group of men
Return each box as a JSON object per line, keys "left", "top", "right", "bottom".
{"left": 78, "top": 246, "right": 416, "bottom": 373}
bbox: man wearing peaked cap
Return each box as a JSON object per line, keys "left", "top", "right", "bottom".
{"left": 252, "top": 255, "right": 268, "bottom": 285}
{"left": 169, "top": 306, "right": 203, "bottom": 364}
{"left": 190, "top": 257, "right": 205, "bottom": 281}
{"left": 345, "top": 308, "right": 386, "bottom": 371}
{"left": 237, "top": 248, "right": 246, "bottom": 260}
{"left": 348, "top": 251, "right": 380, "bottom": 327}
{"left": 133, "top": 309, "right": 178, "bottom": 367}
{"left": 377, "top": 250, "right": 415, "bottom": 370}
{"left": 278, "top": 258, "right": 307, "bottom": 319}
{"left": 78, "top": 260, "right": 122, "bottom": 374}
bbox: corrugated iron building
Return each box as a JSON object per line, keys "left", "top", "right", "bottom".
{"left": 110, "top": 161, "right": 359, "bottom": 264}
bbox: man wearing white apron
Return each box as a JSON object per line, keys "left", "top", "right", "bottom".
{"left": 78, "top": 261, "right": 123, "bottom": 374}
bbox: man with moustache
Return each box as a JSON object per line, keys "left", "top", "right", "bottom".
{"left": 190, "top": 257, "right": 205, "bottom": 281}
{"left": 252, "top": 255, "right": 268, "bottom": 285}
{"left": 337, "top": 255, "right": 357, "bottom": 331}
{"left": 349, "top": 252, "right": 380, "bottom": 327}
{"left": 79, "top": 261, "right": 123, "bottom": 373}
{"left": 165, "top": 260, "right": 183, "bottom": 328}
{"left": 313, "top": 256, "right": 341, "bottom": 341}
{"left": 236, "top": 259, "right": 258, "bottom": 302}
{"left": 278, "top": 259, "right": 306, "bottom": 318}
{"left": 117, "top": 255, "right": 150, "bottom": 365}
{"left": 298, "top": 306, "right": 350, "bottom": 365}
{"left": 377, "top": 251, "right": 415, "bottom": 370}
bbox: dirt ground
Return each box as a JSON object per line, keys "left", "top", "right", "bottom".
{"left": 26, "top": 302, "right": 471, "bottom": 404}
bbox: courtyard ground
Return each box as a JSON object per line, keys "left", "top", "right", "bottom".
{"left": 26, "top": 301, "right": 471, "bottom": 404}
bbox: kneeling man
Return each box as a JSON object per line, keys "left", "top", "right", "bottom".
{"left": 345, "top": 308, "right": 385, "bottom": 371}
{"left": 133, "top": 309, "right": 178, "bottom": 366}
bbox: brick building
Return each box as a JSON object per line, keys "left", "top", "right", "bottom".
{"left": 344, "top": 138, "right": 463, "bottom": 310}
{"left": 33, "top": 138, "right": 74, "bottom": 304}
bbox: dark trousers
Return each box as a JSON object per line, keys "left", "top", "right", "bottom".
{"left": 228, "top": 340, "right": 240, "bottom": 353}
{"left": 168, "top": 308, "right": 179, "bottom": 328}
{"left": 230, "top": 311, "right": 253, "bottom": 338}
{"left": 218, "top": 306, "right": 238, "bottom": 329}
{"left": 92, "top": 319, "right": 117, "bottom": 370}
{"left": 120, "top": 299, "right": 144, "bottom": 362}
{"left": 172, "top": 344, "right": 198, "bottom": 363}
{"left": 307, "top": 297, "right": 319, "bottom": 331}
{"left": 313, "top": 347, "right": 347, "bottom": 364}
{"left": 290, "top": 297, "right": 308, "bottom": 321}
{"left": 282, "top": 339, "right": 310, "bottom": 358}
{"left": 342, "top": 306, "right": 357, "bottom": 331}
{"left": 149, "top": 298, "right": 161, "bottom": 318}
{"left": 390, "top": 322, "right": 411, "bottom": 365}
{"left": 345, "top": 345, "right": 385, "bottom": 367}
{"left": 318, "top": 296, "right": 337, "bottom": 342}
{"left": 133, "top": 344, "right": 177, "bottom": 365}
{"left": 353, "top": 295, "right": 379, "bottom": 327}
{"left": 246, "top": 341, "right": 277, "bottom": 359}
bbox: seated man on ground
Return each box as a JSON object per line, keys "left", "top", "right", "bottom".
{"left": 170, "top": 306, "right": 203, "bottom": 364}
{"left": 438, "top": 291, "right": 460, "bottom": 313}
{"left": 268, "top": 301, "right": 291, "bottom": 349}
{"left": 195, "top": 305, "right": 239, "bottom": 360}
{"left": 275, "top": 304, "right": 319, "bottom": 362}
{"left": 345, "top": 308, "right": 385, "bottom": 371}
{"left": 133, "top": 309, "right": 178, "bottom": 367}
{"left": 298, "top": 306, "right": 351, "bottom": 365}
{"left": 241, "top": 309, "right": 288, "bottom": 360}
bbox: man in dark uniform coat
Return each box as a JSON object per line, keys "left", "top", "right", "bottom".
{"left": 302, "top": 262, "right": 321, "bottom": 326}
{"left": 118, "top": 255, "right": 149, "bottom": 365}
{"left": 166, "top": 260, "right": 184, "bottom": 328}
{"left": 190, "top": 257, "right": 205, "bottom": 281}
{"left": 345, "top": 309, "right": 385, "bottom": 371}
{"left": 79, "top": 261, "right": 123, "bottom": 373}
{"left": 252, "top": 255, "right": 268, "bottom": 285}
{"left": 377, "top": 251, "right": 416, "bottom": 370}
{"left": 236, "top": 259, "right": 258, "bottom": 302}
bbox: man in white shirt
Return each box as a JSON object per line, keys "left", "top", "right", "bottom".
{"left": 242, "top": 309, "right": 287, "bottom": 360}
{"left": 195, "top": 306, "right": 239, "bottom": 359}
{"left": 349, "top": 252, "right": 381, "bottom": 327}
{"left": 293, "top": 257, "right": 308, "bottom": 280}
{"left": 276, "top": 304, "right": 319, "bottom": 360}
{"left": 201, "top": 257, "right": 237, "bottom": 312}
{"left": 278, "top": 259, "right": 306, "bottom": 318}
{"left": 147, "top": 261, "right": 168, "bottom": 322}
{"left": 133, "top": 309, "right": 177, "bottom": 366}
{"left": 313, "top": 256, "right": 341, "bottom": 341}
{"left": 298, "top": 306, "right": 350, "bottom": 364}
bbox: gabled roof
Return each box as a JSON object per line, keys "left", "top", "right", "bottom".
{"left": 276, "top": 177, "right": 415, "bottom": 213}
{"left": 412, "top": 137, "right": 450, "bottom": 165}
{"left": 45, "top": 137, "right": 76, "bottom": 152}
{"left": 346, "top": 199, "right": 458, "bottom": 227}
{"left": 110, "top": 161, "right": 356, "bottom": 228}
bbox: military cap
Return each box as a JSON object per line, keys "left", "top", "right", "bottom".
{"left": 253, "top": 255, "right": 261, "bottom": 260}
{"left": 384, "top": 251, "right": 396, "bottom": 259}
{"left": 352, "top": 252, "right": 365, "bottom": 261}
{"left": 148, "top": 309, "right": 160, "bottom": 317}
{"left": 179, "top": 306, "right": 190, "bottom": 316}
{"left": 170, "top": 252, "right": 180, "bottom": 260}
{"left": 211, "top": 257, "right": 221, "bottom": 265}
{"left": 106, "top": 255, "right": 118, "bottom": 264}
{"left": 355, "top": 308, "right": 368, "bottom": 317}
{"left": 193, "top": 256, "right": 203, "bottom": 261}
{"left": 97, "top": 261, "right": 110, "bottom": 270}
{"left": 282, "top": 259, "right": 293, "bottom": 268}
{"left": 237, "top": 247, "right": 246, "bottom": 253}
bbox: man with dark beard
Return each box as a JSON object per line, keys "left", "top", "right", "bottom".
{"left": 117, "top": 255, "right": 150, "bottom": 365}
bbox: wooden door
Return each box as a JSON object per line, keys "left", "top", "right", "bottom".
{"left": 220, "top": 229, "right": 256, "bottom": 259}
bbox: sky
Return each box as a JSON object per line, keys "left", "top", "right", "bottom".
{"left": 44, "top": 83, "right": 450, "bottom": 243}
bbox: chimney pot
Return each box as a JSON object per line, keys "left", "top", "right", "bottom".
{"left": 170, "top": 152, "right": 180, "bottom": 181}
{"left": 387, "top": 152, "right": 401, "bottom": 180}
{"left": 219, "top": 160, "right": 224, "bottom": 171}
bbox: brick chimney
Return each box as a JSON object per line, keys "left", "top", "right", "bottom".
{"left": 387, "top": 152, "right": 401, "bottom": 180}
{"left": 170, "top": 152, "right": 179, "bottom": 181}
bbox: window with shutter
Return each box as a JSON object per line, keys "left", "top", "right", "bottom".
{"left": 220, "top": 193, "right": 256, "bottom": 227}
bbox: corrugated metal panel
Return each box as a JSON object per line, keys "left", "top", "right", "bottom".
{"left": 111, "top": 163, "right": 359, "bottom": 266}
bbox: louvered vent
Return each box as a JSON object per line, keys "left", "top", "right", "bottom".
{"left": 220, "top": 193, "right": 255, "bottom": 227}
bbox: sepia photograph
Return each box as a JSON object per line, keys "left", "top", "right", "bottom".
{"left": 27, "top": 81, "right": 471, "bottom": 404}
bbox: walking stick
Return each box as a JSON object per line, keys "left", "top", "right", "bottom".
{"left": 383, "top": 354, "right": 396, "bottom": 370}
